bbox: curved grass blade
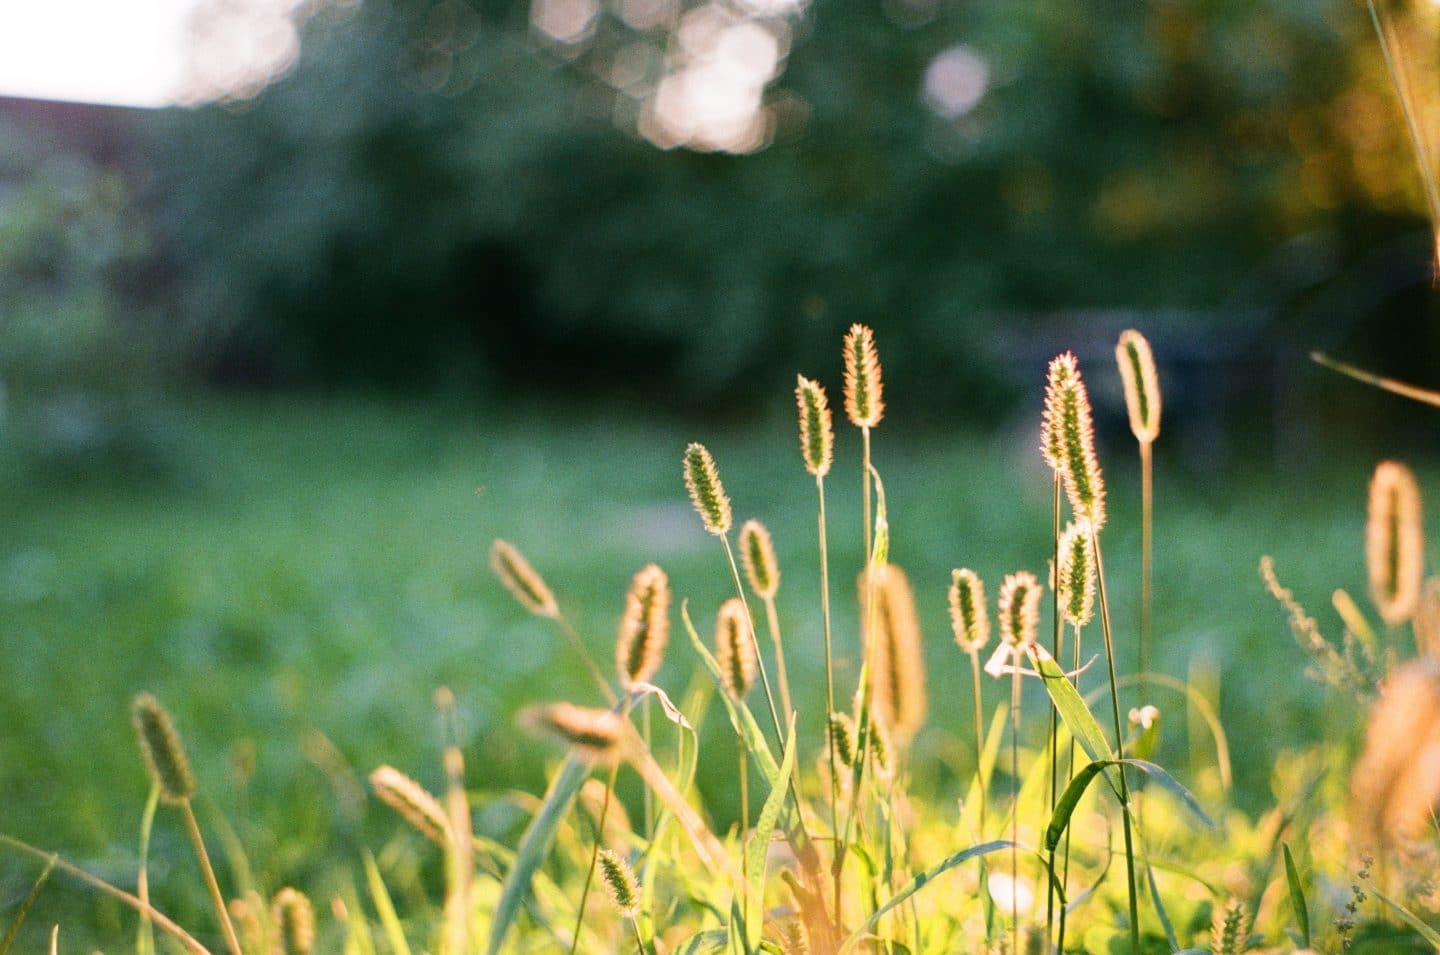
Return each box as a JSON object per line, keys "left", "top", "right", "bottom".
{"left": 1034, "top": 654, "right": 1114, "bottom": 765}
{"left": 1312, "top": 352, "right": 1440, "bottom": 408}
{"left": 1363, "top": 879, "right": 1440, "bottom": 946}
{"left": 1283, "top": 843, "right": 1310, "bottom": 948}
{"left": 1047, "top": 758, "right": 1215, "bottom": 853}
{"left": 0, "top": 852, "right": 54, "bottom": 955}
{"left": 363, "top": 849, "right": 412, "bottom": 955}
{"left": 745, "top": 713, "right": 796, "bottom": 951}
{"left": 137, "top": 786, "right": 159, "bottom": 955}
{"left": 684, "top": 604, "right": 780, "bottom": 784}
{"left": 1145, "top": 861, "right": 1179, "bottom": 951}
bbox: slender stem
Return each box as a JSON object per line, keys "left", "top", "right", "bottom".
{"left": 1140, "top": 440, "right": 1153, "bottom": 701}
{"left": 568, "top": 762, "right": 619, "bottom": 955}
{"left": 1010, "top": 665, "right": 1020, "bottom": 955}
{"left": 180, "top": 801, "right": 243, "bottom": 955}
{"left": 862, "top": 426, "right": 873, "bottom": 635}
{"left": 1047, "top": 474, "right": 1061, "bottom": 945}
{"left": 641, "top": 703, "right": 654, "bottom": 839}
{"left": 738, "top": 734, "right": 750, "bottom": 835}
{"left": 442, "top": 743, "right": 473, "bottom": 955}
{"left": 137, "top": 786, "right": 159, "bottom": 955}
{"left": 720, "top": 536, "right": 785, "bottom": 748}
{"left": 817, "top": 475, "right": 841, "bottom": 904}
{"left": 763, "top": 595, "right": 794, "bottom": 724}
{"left": 970, "top": 651, "right": 986, "bottom": 837}
{"left": 555, "top": 614, "right": 617, "bottom": 706}
{"left": 629, "top": 914, "right": 646, "bottom": 955}
{"left": 1058, "top": 622, "right": 1080, "bottom": 954}
{"left": 1090, "top": 526, "right": 1141, "bottom": 955}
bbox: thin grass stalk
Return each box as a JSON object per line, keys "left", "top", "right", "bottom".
{"left": 719, "top": 535, "right": 785, "bottom": 750}
{"left": 568, "top": 761, "right": 620, "bottom": 955}
{"left": 862, "top": 427, "right": 873, "bottom": 658}
{"left": 1010, "top": 662, "right": 1021, "bottom": 955}
{"left": 1089, "top": 525, "right": 1140, "bottom": 953}
{"left": 179, "top": 802, "right": 244, "bottom": 955}
{"left": 628, "top": 914, "right": 645, "bottom": 955}
{"left": 1140, "top": 440, "right": 1153, "bottom": 700}
{"left": 441, "top": 744, "right": 472, "bottom": 955}
{"left": 969, "top": 651, "right": 986, "bottom": 837}
{"left": 137, "top": 785, "right": 159, "bottom": 955}
{"left": 816, "top": 475, "right": 841, "bottom": 892}
{"left": 641, "top": 703, "right": 653, "bottom": 840}
{"left": 1046, "top": 473, "right": 1061, "bottom": 946}
{"left": 1056, "top": 619, "right": 1082, "bottom": 954}
{"left": 555, "top": 615, "right": 617, "bottom": 707}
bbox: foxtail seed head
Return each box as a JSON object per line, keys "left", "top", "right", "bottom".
{"left": 843, "top": 324, "right": 884, "bottom": 429}
{"left": 739, "top": 519, "right": 780, "bottom": 599}
{"left": 271, "top": 888, "right": 316, "bottom": 955}
{"left": 521, "top": 702, "right": 624, "bottom": 759}
{"left": 948, "top": 568, "right": 989, "bottom": 655}
{"left": 1057, "top": 521, "right": 1096, "bottom": 628}
{"left": 861, "top": 564, "right": 926, "bottom": 742}
{"left": 1115, "top": 329, "right": 1161, "bottom": 444}
{"left": 1367, "top": 460, "right": 1425, "bottom": 626}
{"left": 795, "top": 376, "right": 835, "bottom": 477}
{"left": 616, "top": 564, "right": 671, "bottom": 688}
{"left": 489, "top": 539, "right": 558, "bottom": 619}
{"left": 863, "top": 708, "right": 896, "bottom": 779}
{"left": 1416, "top": 578, "right": 1440, "bottom": 659}
{"left": 828, "top": 712, "right": 857, "bottom": 767}
{"left": 598, "top": 848, "right": 641, "bottom": 919}
{"left": 1350, "top": 657, "right": 1440, "bottom": 849}
{"left": 684, "top": 443, "right": 732, "bottom": 535}
{"left": 714, "top": 597, "right": 756, "bottom": 698}
{"left": 1042, "top": 353, "right": 1107, "bottom": 530}
{"left": 998, "top": 571, "right": 1042, "bottom": 649}
{"left": 369, "top": 765, "right": 452, "bottom": 844}
{"left": 131, "top": 693, "right": 196, "bottom": 804}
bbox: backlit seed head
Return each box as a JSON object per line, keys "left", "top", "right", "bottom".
{"left": 948, "top": 568, "right": 990, "bottom": 655}
{"left": 598, "top": 848, "right": 641, "bottom": 919}
{"left": 828, "top": 712, "right": 857, "bottom": 767}
{"left": 271, "top": 887, "right": 316, "bottom": 955}
{"left": 616, "top": 564, "right": 671, "bottom": 688}
{"left": 998, "top": 572, "right": 1042, "bottom": 649}
{"left": 863, "top": 708, "right": 896, "bottom": 779}
{"left": 1041, "top": 353, "right": 1107, "bottom": 531}
{"left": 489, "top": 539, "right": 559, "bottom": 619}
{"left": 369, "top": 765, "right": 452, "bottom": 844}
{"left": 1367, "top": 460, "right": 1425, "bottom": 627}
{"left": 739, "top": 519, "right": 780, "bottom": 599}
{"left": 843, "top": 324, "right": 884, "bottom": 428}
{"left": 861, "top": 564, "right": 926, "bottom": 742}
{"left": 714, "top": 597, "right": 757, "bottom": 699}
{"left": 1416, "top": 578, "right": 1440, "bottom": 659}
{"left": 1056, "top": 521, "right": 1096, "bottom": 628}
{"left": 795, "top": 376, "right": 835, "bottom": 478}
{"left": 520, "top": 702, "right": 625, "bottom": 759}
{"left": 1350, "top": 657, "right": 1440, "bottom": 850}
{"left": 1210, "top": 898, "right": 1250, "bottom": 955}
{"left": 131, "top": 693, "right": 196, "bottom": 804}
{"left": 684, "top": 442, "right": 732, "bottom": 535}
{"left": 1115, "top": 329, "right": 1161, "bottom": 444}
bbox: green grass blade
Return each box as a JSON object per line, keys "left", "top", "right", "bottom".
{"left": 1364, "top": 880, "right": 1440, "bottom": 946}
{"left": 0, "top": 852, "right": 55, "bottom": 955}
{"left": 1120, "top": 759, "right": 1216, "bottom": 833}
{"left": 1282, "top": 843, "right": 1310, "bottom": 948}
{"left": 1144, "top": 860, "right": 1179, "bottom": 951}
{"left": 683, "top": 603, "right": 781, "bottom": 785}
{"left": 1047, "top": 758, "right": 1214, "bottom": 853}
{"left": 745, "top": 713, "right": 795, "bottom": 951}
{"left": 136, "top": 785, "right": 159, "bottom": 955}
{"left": 485, "top": 753, "right": 590, "bottom": 955}
{"left": 363, "top": 850, "right": 412, "bottom": 955}
{"left": 1035, "top": 654, "right": 1114, "bottom": 764}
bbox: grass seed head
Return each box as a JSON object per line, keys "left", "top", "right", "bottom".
{"left": 948, "top": 568, "right": 990, "bottom": 655}
{"left": 1210, "top": 898, "right": 1249, "bottom": 955}
{"left": 1350, "top": 657, "right": 1440, "bottom": 850}
{"left": 861, "top": 564, "right": 926, "bottom": 742}
{"left": 684, "top": 442, "right": 733, "bottom": 535}
{"left": 739, "top": 519, "right": 780, "bottom": 599}
{"left": 1115, "top": 329, "right": 1161, "bottom": 444}
{"left": 369, "top": 765, "right": 452, "bottom": 844}
{"left": 795, "top": 375, "right": 835, "bottom": 477}
{"left": 616, "top": 563, "right": 671, "bottom": 688}
{"left": 998, "top": 571, "right": 1042, "bottom": 649}
{"left": 828, "top": 711, "right": 857, "bottom": 768}
{"left": 271, "top": 887, "right": 316, "bottom": 955}
{"left": 863, "top": 707, "right": 896, "bottom": 779}
{"left": 521, "top": 702, "right": 625, "bottom": 759}
{"left": 1041, "top": 352, "right": 1107, "bottom": 530}
{"left": 843, "top": 324, "right": 884, "bottom": 429}
{"left": 714, "top": 597, "right": 757, "bottom": 698}
{"left": 1367, "top": 460, "right": 1424, "bottom": 626}
{"left": 1057, "top": 520, "right": 1096, "bottom": 628}
{"left": 489, "top": 539, "right": 559, "bottom": 619}
{"left": 131, "top": 692, "right": 196, "bottom": 804}
{"left": 598, "top": 848, "right": 641, "bottom": 919}
{"left": 1416, "top": 578, "right": 1440, "bottom": 659}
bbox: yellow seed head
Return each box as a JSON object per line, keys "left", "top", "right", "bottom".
{"left": 1350, "top": 657, "right": 1440, "bottom": 850}
{"left": 795, "top": 375, "right": 835, "bottom": 477}
{"left": 739, "top": 519, "right": 781, "bottom": 599}
{"left": 369, "top": 765, "right": 452, "bottom": 844}
{"left": 489, "top": 539, "right": 559, "bottom": 619}
{"left": 713, "top": 597, "right": 756, "bottom": 699}
{"left": 271, "top": 887, "right": 316, "bottom": 955}
{"left": 684, "top": 442, "right": 733, "bottom": 535}
{"left": 131, "top": 693, "right": 196, "bottom": 804}
{"left": 615, "top": 563, "right": 671, "bottom": 688}
{"left": 998, "top": 571, "right": 1042, "bottom": 649}
{"left": 1041, "top": 352, "right": 1107, "bottom": 531}
{"left": 861, "top": 564, "right": 926, "bottom": 742}
{"left": 229, "top": 893, "right": 265, "bottom": 955}
{"left": 842, "top": 323, "right": 884, "bottom": 429}
{"left": 1367, "top": 460, "right": 1425, "bottom": 626}
{"left": 598, "top": 847, "right": 641, "bottom": 918}
{"left": 521, "top": 702, "right": 625, "bottom": 758}
{"left": 1057, "top": 520, "right": 1096, "bottom": 628}
{"left": 1115, "top": 329, "right": 1161, "bottom": 444}
{"left": 1416, "top": 578, "right": 1440, "bottom": 659}
{"left": 948, "top": 568, "right": 990, "bottom": 655}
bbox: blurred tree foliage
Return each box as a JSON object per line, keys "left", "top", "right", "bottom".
{"left": 137, "top": 0, "right": 1431, "bottom": 410}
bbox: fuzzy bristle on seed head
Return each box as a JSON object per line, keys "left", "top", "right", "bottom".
{"left": 998, "top": 571, "right": 1042, "bottom": 649}
{"left": 739, "top": 519, "right": 781, "bottom": 599}
{"left": 131, "top": 693, "right": 196, "bottom": 804}
{"left": 948, "top": 569, "right": 990, "bottom": 655}
{"left": 1367, "top": 460, "right": 1425, "bottom": 627}
{"left": 369, "top": 765, "right": 452, "bottom": 844}
{"left": 1115, "top": 329, "right": 1161, "bottom": 444}
{"left": 597, "top": 848, "right": 641, "bottom": 918}
{"left": 827, "top": 712, "right": 857, "bottom": 767}
{"left": 714, "top": 597, "right": 757, "bottom": 698}
{"left": 1041, "top": 352, "right": 1107, "bottom": 530}
{"left": 860, "top": 565, "right": 926, "bottom": 742}
{"left": 271, "top": 887, "right": 316, "bottom": 955}
{"left": 684, "top": 442, "right": 733, "bottom": 535}
{"left": 520, "top": 702, "right": 625, "bottom": 759}
{"left": 842, "top": 324, "right": 884, "bottom": 429}
{"left": 488, "top": 539, "right": 559, "bottom": 619}
{"left": 1416, "top": 578, "right": 1440, "bottom": 659}
{"left": 795, "top": 376, "right": 835, "bottom": 477}
{"left": 615, "top": 563, "right": 671, "bottom": 688}
{"left": 1350, "top": 657, "right": 1440, "bottom": 850}
{"left": 1057, "top": 521, "right": 1096, "bottom": 628}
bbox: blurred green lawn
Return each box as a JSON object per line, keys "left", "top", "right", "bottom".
{"left": 0, "top": 394, "right": 1387, "bottom": 946}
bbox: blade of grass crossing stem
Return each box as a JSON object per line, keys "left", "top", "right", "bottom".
{"left": 486, "top": 753, "right": 590, "bottom": 955}
{"left": 1034, "top": 654, "right": 1114, "bottom": 765}
{"left": 363, "top": 850, "right": 412, "bottom": 955}
{"left": 746, "top": 714, "right": 796, "bottom": 951}
{"left": 0, "top": 852, "right": 54, "bottom": 955}
{"left": 1283, "top": 844, "right": 1310, "bottom": 948}
{"left": 1363, "top": 879, "right": 1440, "bottom": 946}
{"left": 1047, "top": 759, "right": 1215, "bottom": 853}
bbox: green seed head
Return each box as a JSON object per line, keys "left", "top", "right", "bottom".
{"left": 683, "top": 442, "right": 732, "bottom": 535}
{"left": 739, "top": 519, "right": 780, "bottom": 599}
{"left": 795, "top": 375, "right": 835, "bottom": 477}
{"left": 828, "top": 711, "right": 857, "bottom": 767}
{"left": 616, "top": 563, "right": 671, "bottom": 687}
{"left": 131, "top": 693, "right": 196, "bottom": 804}
{"left": 998, "top": 571, "right": 1042, "bottom": 649}
{"left": 1115, "top": 329, "right": 1161, "bottom": 444}
{"left": 489, "top": 539, "right": 559, "bottom": 619}
{"left": 598, "top": 848, "right": 641, "bottom": 918}
{"left": 271, "top": 887, "right": 316, "bottom": 955}
{"left": 1057, "top": 521, "right": 1096, "bottom": 628}
{"left": 948, "top": 568, "right": 989, "bottom": 654}
{"left": 843, "top": 324, "right": 884, "bottom": 429}
{"left": 714, "top": 597, "right": 756, "bottom": 699}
